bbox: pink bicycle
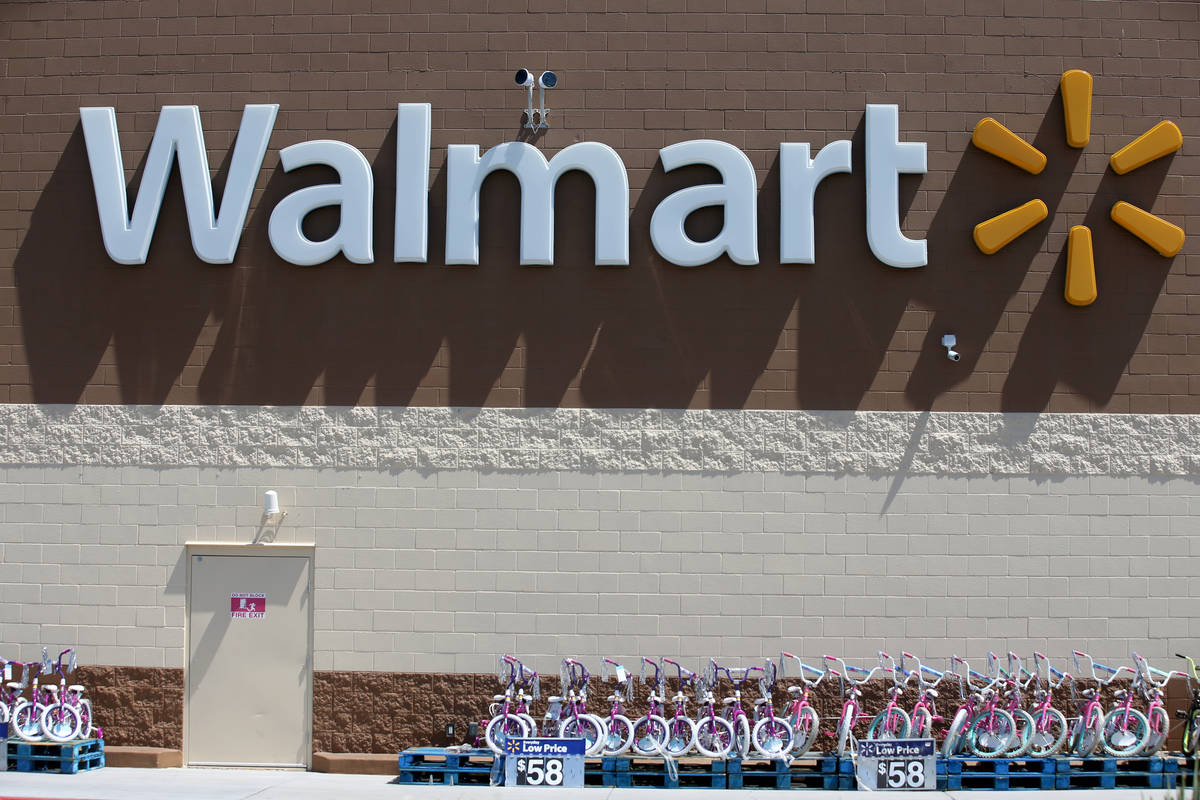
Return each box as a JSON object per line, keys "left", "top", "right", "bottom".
{"left": 779, "top": 651, "right": 826, "bottom": 756}
{"left": 750, "top": 658, "right": 794, "bottom": 758}
{"left": 1125, "top": 652, "right": 1183, "bottom": 756}
{"left": 38, "top": 648, "right": 86, "bottom": 742}
{"left": 824, "top": 655, "right": 879, "bottom": 757}
{"left": 1024, "top": 652, "right": 1071, "bottom": 756}
{"left": 551, "top": 658, "right": 605, "bottom": 755}
{"left": 693, "top": 664, "right": 737, "bottom": 758}
{"left": 866, "top": 652, "right": 911, "bottom": 741}
{"left": 940, "top": 656, "right": 1015, "bottom": 757}
{"left": 713, "top": 660, "right": 764, "bottom": 759}
{"left": 900, "top": 652, "right": 946, "bottom": 740}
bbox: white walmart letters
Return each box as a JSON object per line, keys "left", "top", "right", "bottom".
{"left": 80, "top": 104, "right": 277, "bottom": 264}
{"left": 79, "top": 102, "right": 928, "bottom": 269}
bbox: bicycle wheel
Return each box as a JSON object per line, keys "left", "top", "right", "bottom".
{"left": 602, "top": 714, "right": 635, "bottom": 755}
{"left": 1101, "top": 707, "right": 1150, "bottom": 757}
{"left": 835, "top": 713, "right": 855, "bottom": 757}
{"left": 735, "top": 715, "right": 750, "bottom": 758}
{"left": 941, "top": 707, "right": 970, "bottom": 757}
{"left": 80, "top": 698, "right": 94, "bottom": 740}
{"left": 1005, "top": 709, "right": 1035, "bottom": 757}
{"left": 751, "top": 716, "right": 794, "bottom": 758}
{"left": 1140, "top": 707, "right": 1168, "bottom": 756}
{"left": 866, "top": 707, "right": 911, "bottom": 740}
{"left": 39, "top": 702, "right": 83, "bottom": 742}
{"left": 911, "top": 707, "right": 932, "bottom": 739}
{"left": 1028, "top": 708, "right": 1069, "bottom": 757}
{"left": 484, "top": 713, "right": 530, "bottom": 754}
{"left": 694, "top": 715, "right": 735, "bottom": 758}
{"left": 790, "top": 705, "right": 820, "bottom": 756}
{"left": 0, "top": 701, "right": 9, "bottom": 725}
{"left": 559, "top": 714, "right": 605, "bottom": 756}
{"left": 631, "top": 714, "right": 669, "bottom": 756}
{"left": 1074, "top": 705, "right": 1103, "bottom": 756}
{"left": 1183, "top": 708, "right": 1200, "bottom": 756}
{"left": 11, "top": 701, "right": 46, "bottom": 742}
{"left": 966, "top": 709, "right": 1016, "bottom": 757}
{"left": 664, "top": 716, "right": 697, "bottom": 756}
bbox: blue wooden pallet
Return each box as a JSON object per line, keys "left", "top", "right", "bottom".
{"left": 6, "top": 738, "right": 105, "bottom": 774}
{"left": 396, "top": 747, "right": 499, "bottom": 785}
{"left": 938, "top": 757, "right": 1057, "bottom": 791}
{"left": 1054, "top": 756, "right": 1178, "bottom": 790}
{"left": 600, "top": 756, "right": 727, "bottom": 789}
{"left": 726, "top": 756, "right": 851, "bottom": 790}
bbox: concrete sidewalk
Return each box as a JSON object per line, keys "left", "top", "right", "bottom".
{"left": 0, "top": 767, "right": 1174, "bottom": 800}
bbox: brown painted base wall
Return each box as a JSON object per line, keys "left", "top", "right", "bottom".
{"left": 65, "top": 666, "right": 1195, "bottom": 756}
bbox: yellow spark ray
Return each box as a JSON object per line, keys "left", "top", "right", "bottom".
{"left": 973, "top": 199, "right": 1049, "bottom": 254}
{"left": 972, "top": 118, "right": 1047, "bottom": 175}
{"left": 1065, "top": 225, "right": 1097, "bottom": 306}
{"left": 1110, "top": 121, "right": 1183, "bottom": 175}
{"left": 1060, "top": 69, "right": 1093, "bottom": 148}
{"left": 1111, "top": 201, "right": 1186, "bottom": 257}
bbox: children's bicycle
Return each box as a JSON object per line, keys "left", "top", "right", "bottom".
{"left": 866, "top": 652, "right": 911, "bottom": 741}
{"left": 1177, "top": 652, "right": 1200, "bottom": 756}
{"left": 630, "top": 658, "right": 671, "bottom": 755}
{"left": 484, "top": 654, "right": 534, "bottom": 753}
{"left": 1129, "top": 652, "right": 1183, "bottom": 756}
{"left": 824, "top": 655, "right": 878, "bottom": 758}
{"left": 1025, "top": 652, "right": 1070, "bottom": 757}
{"left": 39, "top": 648, "right": 85, "bottom": 742}
{"left": 599, "top": 657, "right": 636, "bottom": 755}
{"left": 551, "top": 658, "right": 605, "bottom": 756}
{"left": 10, "top": 652, "right": 54, "bottom": 743}
{"left": 713, "top": 661, "right": 762, "bottom": 759}
{"left": 693, "top": 667, "right": 737, "bottom": 758}
{"left": 658, "top": 658, "right": 699, "bottom": 755}
{"left": 779, "top": 652, "right": 825, "bottom": 756}
{"left": 749, "top": 658, "right": 794, "bottom": 758}
{"left": 899, "top": 652, "right": 944, "bottom": 740}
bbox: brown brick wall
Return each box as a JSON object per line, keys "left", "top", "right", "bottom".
{"left": 75, "top": 665, "right": 184, "bottom": 748}
{"left": 1, "top": 1, "right": 1197, "bottom": 412}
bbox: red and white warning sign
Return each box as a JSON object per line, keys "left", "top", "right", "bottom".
{"left": 230, "top": 592, "right": 266, "bottom": 619}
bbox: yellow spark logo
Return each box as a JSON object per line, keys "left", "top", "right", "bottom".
{"left": 971, "top": 69, "right": 1185, "bottom": 307}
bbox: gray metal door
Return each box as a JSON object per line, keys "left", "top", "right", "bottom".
{"left": 186, "top": 549, "right": 312, "bottom": 767}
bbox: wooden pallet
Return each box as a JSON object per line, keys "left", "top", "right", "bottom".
{"left": 6, "top": 738, "right": 105, "bottom": 774}
{"left": 396, "top": 747, "right": 499, "bottom": 785}
{"left": 938, "top": 757, "right": 1057, "bottom": 791}
{"left": 600, "top": 755, "right": 727, "bottom": 789}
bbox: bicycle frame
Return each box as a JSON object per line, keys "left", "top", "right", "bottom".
{"left": 780, "top": 652, "right": 825, "bottom": 728}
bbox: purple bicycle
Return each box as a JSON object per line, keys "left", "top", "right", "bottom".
{"left": 483, "top": 654, "right": 533, "bottom": 753}
{"left": 599, "top": 657, "right": 636, "bottom": 755}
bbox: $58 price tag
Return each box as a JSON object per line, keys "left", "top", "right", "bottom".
{"left": 877, "top": 758, "right": 927, "bottom": 789}
{"left": 515, "top": 756, "right": 564, "bottom": 786}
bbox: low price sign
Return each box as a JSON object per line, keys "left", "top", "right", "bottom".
{"left": 856, "top": 739, "right": 936, "bottom": 791}
{"left": 504, "top": 738, "right": 585, "bottom": 788}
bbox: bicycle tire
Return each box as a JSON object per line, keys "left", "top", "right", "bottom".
{"left": 0, "top": 701, "right": 9, "bottom": 725}
{"left": 736, "top": 715, "right": 750, "bottom": 759}
{"left": 80, "top": 698, "right": 94, "bottom": 740}
{"left": 835, "top": 713, "right": 854, "bottom": 757}
{"left": 1101, "top": 707, "right": 1150, "bottom": 757}
{"left": 751, "top": 716, "right": 794, "bottom": 758}
{"left": 664, "top": 715, "right": 697, "bottom": 756}
{"left": 941, "top": 707, "right": 970, "bottom": 757}
{"left": 39, "top": 702, "right": 83, "bottom": 742}
{"left": 559, "top": 714, "right": 606, "bottom": 756}
{"left": 1183, "top": 709, "right": 1200, "bottom": 756}
{"left": 11, "top": 701, "right": 46, "bottom": 742}
{"left": 1075, "top": 705, "right": 1103, "bottom": 756}
{"left": 910, "top": 707, "right": 931, "bottom": 739}
{"left": 790, "top": 705, "right": 820, "bottom": 756}
{"left": 602, "top": 714, "right": 635, "bottom": 755}
{"left": 966, "top": 709, "right": 1016, "bottom": 757}
{"left": 484, "top": 713, "right": 530, "bottom": 754}
{"left": 1140, "top": 707, "right": 1168, "bottom": 756}
{"left": 694, "top": 715, "right": 735, "bottom": 758}
{"left": 866, "top": 707, "right": 911, "bottom": 740}
{"left": 630, "top": 714, "right": 670, "bottom": 756}
{"left": 1028, "top": 708, "right": 1069, "bottom": 757}
{"left": 1005, "top": 709, "right": 1035, "bottom": 757}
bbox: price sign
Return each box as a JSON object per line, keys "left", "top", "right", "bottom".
{"left": 504, "top": 738, "right": 584, "bottom": 787}
{"left": 856, "top": 739, "right": 936, "bottom": 791}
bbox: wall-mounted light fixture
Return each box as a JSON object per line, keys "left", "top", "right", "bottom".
{"left": 253, "top": 490, "right": 288, "bottom": 544}
{"left": 515, "top": 69, "right": 558, "bottom": 130}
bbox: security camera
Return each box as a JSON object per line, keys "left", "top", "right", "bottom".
{"left": 538, "top": 71, "right": 557, "bottom": 88}
{"left": 514, "top": 69, "right": 534, "bottom": 87}
{"left": 514, "top": 69, "right": 535, "bottom": 126}
{"left": 941, "top": 334, "right": 961, "bottom": 362}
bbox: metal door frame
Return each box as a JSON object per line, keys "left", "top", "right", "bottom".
{"left": 184, "top": 542, "right": 315, "bottom": 769}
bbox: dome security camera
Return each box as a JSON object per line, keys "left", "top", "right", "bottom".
{"left": 538, "top": 71, "right": 558, "bottom": 89}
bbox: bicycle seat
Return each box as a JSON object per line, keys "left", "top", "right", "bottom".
{"left": 927, "top": 689, "right": 938, "bottom": 697}
{"left": 787, "top": 686, "right": 803, "bottom": 695}
{"left": 722, "top": 697, "right": 737, "bottom": 705}
{"left": 6, "top": 682, "right": 23, "bottom": 691}
{"left": 68, "top": 685, "right": 85, "bottom": 693}
{"left": 754, "top": 698, "right": 771, "bottom": 706}
{"left": 43, "top": 684, "right": 59, "bottom": 694}
{"left": 492, "top": 694, "right": 507, "bottom": 701}
{"left": 607, "top": 694, "right": 622, "bottom": 702}
{"left": 547, "top": 696, "right": 563, "bottom": 703}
